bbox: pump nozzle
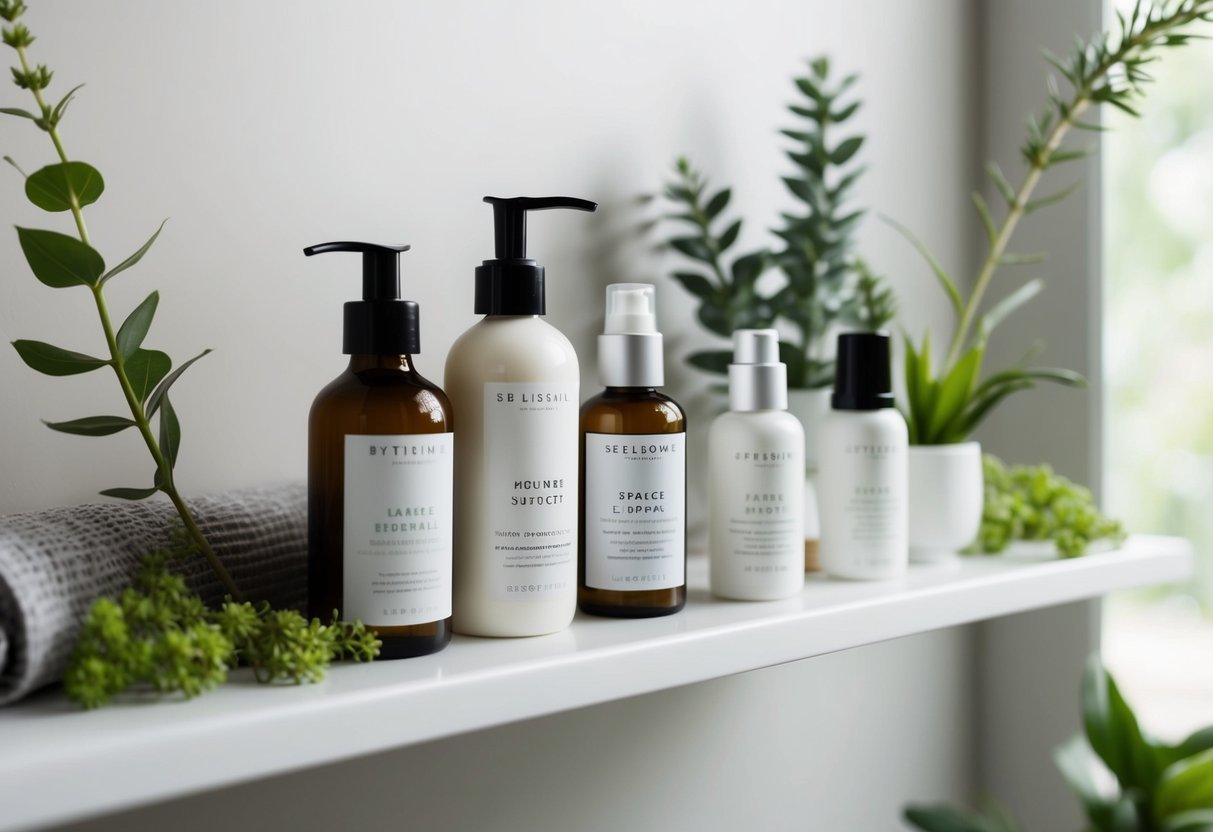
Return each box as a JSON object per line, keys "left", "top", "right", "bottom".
{"left": 303, "top": 240, "right": 420, "bottom": 355}
{"left": 483, "top": 196, "right": 598, "bottom": 260}
{"left": 475, "top": 195, "right": 598, "bottom": 315}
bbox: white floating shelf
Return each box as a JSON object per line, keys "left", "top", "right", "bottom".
{"left": 0, "top": 535, "right": 1192, "bottom": 830}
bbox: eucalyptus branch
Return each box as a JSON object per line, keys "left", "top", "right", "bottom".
{"left": 1, "top": 1, "right": 239, "bottom": 599}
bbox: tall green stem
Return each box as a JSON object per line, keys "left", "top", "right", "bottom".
{"left": 15, "top": 44, "right": 241, "bottom": 600}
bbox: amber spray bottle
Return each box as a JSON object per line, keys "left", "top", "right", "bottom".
{"left": 305, "top": 242, "right": 454, "bottom": 659}
{"left": 579, "top": 284, "right": 686, "bottom": 617}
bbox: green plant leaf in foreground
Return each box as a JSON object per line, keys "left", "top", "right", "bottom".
{"left": 11, "top": 339, "right": 109, "bottom": 375}
{"left": 123, "top": 348, "right": 171, "bottom": 405}
{"left": 43, "top": 415, "right": 136, "bottom": 436}
{"left": 24, "top": 161, "right": 104, "bottom": 212}
{"left": 15, "top": 226, "right": 105, "bottom": 288}
{"left": 158, "top": 394, "right": 181, "bottom": 470}
{"left": 115, "top": 291, "right": 159, "bottom": 359}
{"left": 99, "top": 487, "right": 160, "bottom": 501}
{"left": 1083, "top": 655, "right": 1164, "bottom": 794}
{"left": 99, "top": 219, "right": 167, "bottom": 285}
{"left": 146, "top": 348, "right": 211, "bottom": 417}
{"left": 1156, "top": 749, "right": 1213, "bottom": 821}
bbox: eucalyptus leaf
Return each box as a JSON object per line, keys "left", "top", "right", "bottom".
{"left": 43, "top": 415, "right": 136, "bottom": 437}
{"left": 99, "top": 487, "right": 159, "bottom": 501}
{"left": 147, "top": 348, "right": 212, "bottom": 417}
{"left": 124, "top": 349, "right": 172, "bottom": 405}
{"left": 704, "top": 188, "right": 730, "bottom": 220}
{"left": 718, "top": 219, "right": 741, "bottom": 251}
{"left": 100, "top": 219, "right": 167, "bottom": 285}
{"left": 159, "top": 394, "right": 181, "bottom": 470}
{"left": 15, "top": 226, "right": 105, "bottom": 288}
{"left": 731, "top": 250, "right": 768, "bottom": 287}
{"left": 11, "top": 339, "right": 109, "bottom": 376}
{"left": 669, "top": 235, "right": 712, "bottom": 263}
{"left": 830, "top": 135, "right": 864, "bottom": 166}
{"left": 24, "top": 161, "right": 104, "bottom": 213}
{"left": 115, "top": 291, "right": 159, "bottom": 359}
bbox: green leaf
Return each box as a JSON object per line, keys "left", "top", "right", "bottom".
{"left": 830, "top": 135, "right": 864, "bottom": 165}
{"left": 116, "top": 291, "right": 159, "bottom": 359}
{"left": 124, "top": 349, "right": 172, "bottom": 405}
{"left": 0, "top": 106, "right": 38, "bottom": 120}
{"left": 948, "top": 378, "right": 1034, "bottom": 441}
{"left": 50, "top": 83, "right": 84, "bottom": 125}
{"left": 986, "top": 162, "right": 1017, "bottom": 206}
{"left": 696, "top": 304, "right": 732, "bottom": 337}
{"left": 15, "top": 226, "right": 106, "bottom": 288}
{"left": 1055, "top": 736, "right": 1110, "bottom": 818}
{"left": 1157, "top": 749, "right": 1213, "bottom": 820}
{"left": 718, "top": 219, "right": 742, "bottom": 251}
{"left": 903, "top": 804, "right": 999, "bottom": 832}
{"left": 670, "top": 272, "right": 714, "bottom": 301}
{"left": 1162, "top": 810, "right": 1213, "bottom": 832}
{"left": 971, "top": 191, "right": 997, "bottom": 244}
{"left": 1025, "top": 182, "right": 1080, "bottom": 214}
{"left": 99, "top": 487, "right": 159, "bottom": 501}
{"left": 159, "top": 394, "right": 181, "bottom": 469}
{"left": 704, "top": 188, "right": 731, "bottom": 220}
{"left": 147, "top": 348, "right": 212, "bottom": 417}
{"left": 1170, "top": 727, "right": 1213, "bottom": 765}
{"left": 99, "top": 219, "right": 167, "bottom": 285}
{"left": 686, "top": 349, "right": 732, "bottom": 375}
{"left": 43, "top": 415, "right": 136, "bottom": 437}
{"left": 927, "top": 345, "right": 984, "bottom": 442}
{"left": 731, "top": 250, "right": 768, "bottom": 287}
{"left": 11, "top": 339, "right": 109, "bottom": 376}
{"left": 1083, "top": 656, "right": 1165, "bottom": 794}
{"left": 669, "top": 235, "right": 712, "bottom": 263}
{"left": 980, "top": 279, "right": 1044, "bottom": 338}
{"left": 24, "top": 161, "right": 105, "bottom": 213}
{"left": 881, "top": 215, "right": 963, "bottom": 318}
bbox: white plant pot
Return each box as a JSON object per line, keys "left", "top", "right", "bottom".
{"left": 908, "top": 441, "right": 983, "bottom": 563}
{"left": 787, "top": 387, "right": 832, "bottom": 571}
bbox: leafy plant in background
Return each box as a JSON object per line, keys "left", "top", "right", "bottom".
{"left": 0, "top": 0, "right": 379, "bottom": 705}
{"left": 662, "top": 57, "right": 896, "bottom": 389}
{"left": 905, "top": 657, "right": 1213, "bottom": 832}
{"left": 976, "top": 454, "right": 1126, "bottom": 558}
{"left": 893, "top": 0, "right": 1213, "bottom": 445}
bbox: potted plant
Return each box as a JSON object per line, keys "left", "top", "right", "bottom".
{"left": 661, "top": 57, "right": 895, "bottom": 569}
{"left": 888, "top": 1, "right": 1207, "bottom": 561}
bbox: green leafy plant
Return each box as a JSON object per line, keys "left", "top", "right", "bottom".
{"left": 905, "top": 657, "right": 1213, "bottom": 832}
{"left": 1, "top": 1, "right": 380, "bottom": 703}
{"left": 893, "top": 0, "right": 1213, "bottom": 445}
{"left": 662, "top": 57, "right": 896, "bottom": 389}
{"left": 975, "top": 454, "right": 1126, "bottom": 558}
{"left": 65, "top": 535, "right": 381, "bottom": 710}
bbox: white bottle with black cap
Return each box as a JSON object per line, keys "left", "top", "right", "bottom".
{"left": 817, "top": 331, "right": 908, "bottom": 580}
{"left": 708, "top": 329, "right": 806, "bottom": 600}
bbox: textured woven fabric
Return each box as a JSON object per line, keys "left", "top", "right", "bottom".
{"left": 0, "top": 484, "right": 307, "bottom": 706}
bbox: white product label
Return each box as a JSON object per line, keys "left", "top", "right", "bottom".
{"left": 721, "top": 449, "right": 802, "bottom": 573}
{"left": 584, "top": 432, "right": 686, "bottom": 591}
{"left": 343, "top": 434, "right": 453, "bottom": 626}
{"left": 485, "top": 382, "right": 579, "bottom": 600}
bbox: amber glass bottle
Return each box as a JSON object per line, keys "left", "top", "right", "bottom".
{"left": 305, "top": 242, "right": 454, "bottom": 659}
{"left": 579, "top": 284, "right": 687, "bottom": 618}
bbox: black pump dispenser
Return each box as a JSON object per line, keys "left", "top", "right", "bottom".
{"left": 304, "top": 241, "right": 420, "bottom": 355}
{"left": 474, "top": 196, "right": 598, "bottom": 315}
{"left": 832, "top": 331, "right": 896, "bottom": 410}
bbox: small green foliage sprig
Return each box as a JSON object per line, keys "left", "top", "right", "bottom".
{"left": 975, "top": 454, "right": 1126, "bottom": 558}
{"left": 893, "top": 0, "right": 1213, "bottom": 445}
{"left": 662, "top": 57, "right": 895, "bottom": 389}
{"left": 0, "top": 0, "right": 237, "bottom": 597}
{"left": 65, "top": 537, "right": 381, "bottom": 710}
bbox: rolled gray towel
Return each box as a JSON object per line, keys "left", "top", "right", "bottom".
{"left": 0, "top": 484, "right": 307, "bottom": 706}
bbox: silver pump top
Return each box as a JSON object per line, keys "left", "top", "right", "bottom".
{"left": 598, "top": 283, "right": 664, "bottom": 388}
{"left": 728, "top": 329, "right": 788, "bottom": 411}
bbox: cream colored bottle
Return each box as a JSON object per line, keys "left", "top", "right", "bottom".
{"left": 445, "top": 196, "right": 597, "bottom": 637}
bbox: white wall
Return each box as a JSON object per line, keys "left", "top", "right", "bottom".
{"left": 0, "top": 2, "right": 989, "bottom": 830}
{"left": 0, "top": 0, "right": 973, "bottom": 540}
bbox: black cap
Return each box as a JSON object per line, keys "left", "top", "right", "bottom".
{"left": 474, "top": 196, "right": 598, "bottom": 315}
{"left": 303, "top": 241, "right": 420, "bottom": 355}
{"left": 832, "top": 331, "right": 895, "bottom": 410}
